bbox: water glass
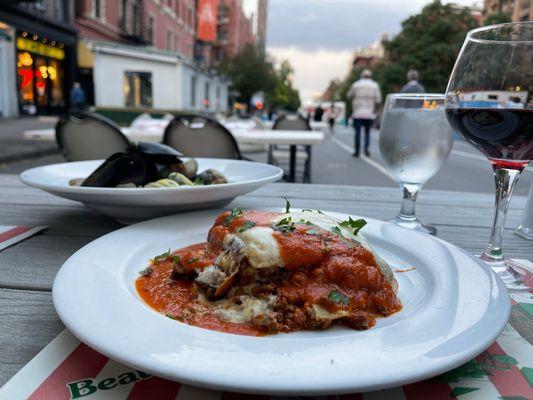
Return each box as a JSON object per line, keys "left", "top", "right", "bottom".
{"left": 379, "top": 94, "right": 454, "bottom": 235}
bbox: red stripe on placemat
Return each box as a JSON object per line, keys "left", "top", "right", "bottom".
{"left": 0, "top": 226, "right": 31, "bottom": 243}
{"left": 127, "top": 377, "right": 181, "bottom": 399}
{"left": 222, "top": 393, "right": 269, "bottom": 400}
{"left": 403, "top": 381, "right": 454, "bottom": 400}
{"left": 477, "top": 341, "right": 533, "bottom": 398}
{"left": 28, "top": 343, "right": 109, "bottom": 400}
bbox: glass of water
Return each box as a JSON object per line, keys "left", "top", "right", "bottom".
{"left": 379, "top": 94, "right": 453, "bottom": 235}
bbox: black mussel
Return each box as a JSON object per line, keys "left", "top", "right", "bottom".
{"left": 82, "top": 152, "right": 160, "bottom": 187}
{"left": 198, "top": 168, "right": 228, "bottom": 185}
{"left": 134, "top": 142, "right": 183, "bottom": 165}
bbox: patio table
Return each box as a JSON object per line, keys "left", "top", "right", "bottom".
{"left": 1, "top": 175, "right": 531, "bottom": 398}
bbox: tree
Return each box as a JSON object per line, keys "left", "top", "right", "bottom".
{"left": 268, "top": 60, "right": 301, "bottom": 112}
{"left": 219, "top": 44, "right": 276, "bottom": 109}
{"left": 483, "top": 12, "right": 512, "bottom": 26}
{"left": 374, "top": 0, "right": 479, "bottom": 95}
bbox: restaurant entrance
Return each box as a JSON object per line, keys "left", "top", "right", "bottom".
{"left": 16, "top": 33, "right": 67, "bottom": 115}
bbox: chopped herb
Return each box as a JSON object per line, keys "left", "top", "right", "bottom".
{"left": 305, "top": 220, "right": 315, "bottom": 226}
{"left": 223, "top": 208, "right": 243, "bottom": 226}
{"left": 172, "top": 255, "right": 181, "bottom": 265}
{"left": 284, "top": 197, "right": 291, "bottom": 213}
{"left": 302, "top": 209, "right": 313, "bottom": 212}
{"left": 339, "top": 217, "right": 367, "bottom": 235}
{"left": 238, "top": 220, "right": 256, "bottom": 233}
{"left": 317, "top": 210, "right": 325, "bottom": 214}
{"left": 330, "top": 226, "right": 343, "bottom": 236}
{"left": 272, "top": 217, "right": 296, "bottom": 234}
{"left": 306, "top": 229, "right": 320, "bottom": 235}
{"left": 166, "top": 313, "right": 183, "bottom": 321}
{"left": 322, "top": 247, "right": 330, "bottom": 254}
{"left": 187, "top": 257, "right": 199, "bottom": 264}
{"left": 328, "top": 290, "right": 349, "bottom": 306}
{"left": 139, "top": 266, "right": 153, "bottom": 277}
{"left": 153, "top": 249, "right": 171, "bottom": 262}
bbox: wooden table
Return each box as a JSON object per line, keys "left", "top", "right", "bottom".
{"left": 1, "top": 175, "right": 531, "bottom": 392}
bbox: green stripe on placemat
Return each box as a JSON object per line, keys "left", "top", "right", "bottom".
{"left": 450, "top": 387, "right": 479, "bottom": 397}
{"left": 509, "top": 303, "right": 533, "bottom": 345}
{"left": 520, "top": 367, "right": 533, "bottom": 387}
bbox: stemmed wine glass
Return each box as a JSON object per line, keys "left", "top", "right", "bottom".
{"left": 379, "top": 94, "right": 454, "bottom": 235}
{"left": 445, "top": 21, "right": 533, "bottom": 290}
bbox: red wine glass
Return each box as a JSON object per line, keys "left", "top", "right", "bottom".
{"left": 445, "top": 21, "right": 533, "bottom": 290}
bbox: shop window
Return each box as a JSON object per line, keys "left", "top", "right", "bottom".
{"left": 190, "top": 75, "right": 197, "bottom": 107}
{"left": 124, "top": 71, "right": 152, "bottom": 108}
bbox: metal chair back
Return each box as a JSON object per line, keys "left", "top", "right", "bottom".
{"left": 163, "top": 114, "right": 242, "bottom": 159}
{"left": 55, "top": 111, "right": 131, "bottom": 161}
{"left": 273, "top": 114, "right": 311, "bottom": 131}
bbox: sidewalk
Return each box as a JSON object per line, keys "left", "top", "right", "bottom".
{"left": 0, "top": 117, "right": 59, "bottom": 163}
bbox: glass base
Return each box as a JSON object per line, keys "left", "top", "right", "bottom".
{"left": 515, "top": 225, "right": 533, "bottom": 240}
{"left": 479, "top": 255, "right": 532, "bottom": 291}
{"left": 388, "top": 216, "right": 437, "bottom": 236}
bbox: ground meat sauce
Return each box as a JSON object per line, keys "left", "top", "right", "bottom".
{"left": 136, "top": 210, "right": 402, "bottom": 335}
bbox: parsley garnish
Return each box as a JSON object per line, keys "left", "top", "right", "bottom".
{"left": 223, "top": 208, "right": 243, "bottom": 226}
{"left": 284, "top": 197, "right": 291, "bottom": 213}
{"left": 328, "top": 290, "right": 349, "bottom": 306}
{"left": 272, "top": 217, "right": 296, "bottom": 233}
{"left": 153, "top": 249, "right": 170, "bottom": 262}
{"left": 317, "top": 210, "right": 325, "bottom": 214}
{"left": 172, "top": 255, "right": 181, "bottom": 265}
{"left": 238, "top": 220, "right": 256, "bottom": 233}
{"left": 139, "top": 266, "right": 153, "bottom": 277}
{"left": 302, "top": 209, "right": 313, "bottom": 212}
{"left": 322, "top": 247, "right": 330, "bottom": 254}
{"left": 339, "top": 217, "right": 367, "bottom": 235}
{"left": 187, "top": 257, "right": 199, "bottom": 264}
{"left": 330, "top": 226, "right": 343, "bottom": 236}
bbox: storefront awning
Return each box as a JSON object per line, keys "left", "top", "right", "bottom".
{"left": 77, "top": 40, "right": 94, "bottom": 68}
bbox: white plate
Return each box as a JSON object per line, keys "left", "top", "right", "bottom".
{"left": 20, "top": 159, "right": 283, "bottom": 223}
{"left": 52, "top": 210, "right": 510, "bottom": 396}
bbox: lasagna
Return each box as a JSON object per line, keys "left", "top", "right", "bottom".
{"left": 136, "top": 208, "right": 402, "bottom": 335}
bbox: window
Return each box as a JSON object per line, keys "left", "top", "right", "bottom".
{"left": 216, "top": 86, "right": 221, "bottom": 110}
{"left": 190, "top": 75, "right": 197, "bottom": 107}
{"left": 166, "top": 30, "right": 173, "bottom": 51}
{"left": 175, "top": 34, "right": 180, "bottom": 53}
{"left": 148, "top": 16, "right": 155, "bottom": 45}
{"left": 187, "top": 8, "right": 192, "bottom": 27}
{"left": 175, "top": 0, "right": 180, "bottom": 17}
{"left": 124, "top": 72, "right": 152, "bottom": 108}
{"left": 93, "top": 0, "right": 101, "bottom": 18}
{"left": 204, "top": 82, "right": 210, "bottom": 108}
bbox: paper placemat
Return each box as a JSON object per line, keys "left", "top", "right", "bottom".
{"left": 0, "top": 225, "right": 48, "bottom": 252}
{"left": 1, "top": 263, "right": 532, "bottom": 400}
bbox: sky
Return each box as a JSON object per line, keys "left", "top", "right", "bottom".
{"left": 265, "top": 0, "right": 481, "bottom": 103}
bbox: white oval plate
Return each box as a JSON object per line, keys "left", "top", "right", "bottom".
{"left": 20, "top": 159, "right": 283, "bottom": 223}
{"left": 52, "top": 210, "right": 510, "bottom": 396}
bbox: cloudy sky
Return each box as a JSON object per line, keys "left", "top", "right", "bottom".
{"left": 265, "top": 0, "right": 481, "bottom": 103}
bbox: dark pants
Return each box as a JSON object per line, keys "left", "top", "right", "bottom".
{"left": 353, "top": 118, "right": 373, "bottom": 154}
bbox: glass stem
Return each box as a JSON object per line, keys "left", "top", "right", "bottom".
{"left": 398, "top": 183, "right": 421, "bottom": 222}
{"left": 482, "top": 167, "right": 522, "bottom": 263}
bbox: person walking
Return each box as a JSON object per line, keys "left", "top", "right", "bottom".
{"left": 400, "top": 69, "right": 426, "bottom": 94}
{"left": 313, "top": 104, "right": 324, "bottom": 122}
{"left": 347, "top": 69, "right": 381, "bottom": 157}
{"left": 326, "top": 104, "right": 337, "bottom": 133}
{"left": 70, "top": 82, "right": 87, "bottom": 111}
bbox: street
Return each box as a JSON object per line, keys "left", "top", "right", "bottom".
{"left": 0, "top": 118, "right": 532, "bottom": 199}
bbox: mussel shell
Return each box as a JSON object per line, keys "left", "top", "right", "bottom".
{"left": 82, "top": 153, "right": 159, "bottom": 187}
{"left": 133, "top": 142, "right": 183, "bottom": 165}
{"left": 198, "top": 168, "right": 228, "bottom": 185}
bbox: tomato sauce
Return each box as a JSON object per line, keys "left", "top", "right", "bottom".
{"left": 136, "top": 210, "right": 401, "bottom": 335}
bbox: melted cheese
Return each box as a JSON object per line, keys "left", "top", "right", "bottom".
{"left": 226, "top": 227, "right": 284, "bottom": 269}
{"left": 217, "top": 295, "right": 277, "bottom": 323}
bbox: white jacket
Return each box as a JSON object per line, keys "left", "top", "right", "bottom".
{"left": 347, "top": 78, "right": 381, "bottom": 119}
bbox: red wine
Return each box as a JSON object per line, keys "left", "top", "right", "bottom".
{"left": 446, "top": 108, "right": 533, "bottom": 168}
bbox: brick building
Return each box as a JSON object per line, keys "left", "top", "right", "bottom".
{"left": 256, "top": 0, "right": 268, "bottom": 50}
{"left": 75, "top": 0, "right": 229, "bottom": 113}
{"left": 484, "top": 0, "right": 533, "bottom": 22}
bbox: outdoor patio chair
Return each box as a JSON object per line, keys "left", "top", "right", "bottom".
{"left": 55, "top": 111, "right": 131, "bottom": 162}
{"left": 163, "top": 114, "right": 242, "bottom": 159}
{"left": 271, "top": 114, "right": 312, "bottom": 183}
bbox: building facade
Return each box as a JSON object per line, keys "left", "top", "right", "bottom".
{"left": 484, "top": 0, "right": 533, "bottom": 21}
{"left": 0, "top": 1, "right": 77, "bottom": 117}
{"left": 75, "top": 0, "right": 229, "bottom": 113}
{"left": 256, "top": 0, "right": 268, "bottom": 50}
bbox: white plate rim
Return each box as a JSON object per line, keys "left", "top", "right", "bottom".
{"left": 20, "top": 158, "right": 284, "bottom": 196}
{"left": 52, "top": 210, "right": 510, "bottom": 395}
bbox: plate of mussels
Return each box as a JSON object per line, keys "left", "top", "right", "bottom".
{"left": 20, "top": 143, "right": 283, "bottom": 223}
